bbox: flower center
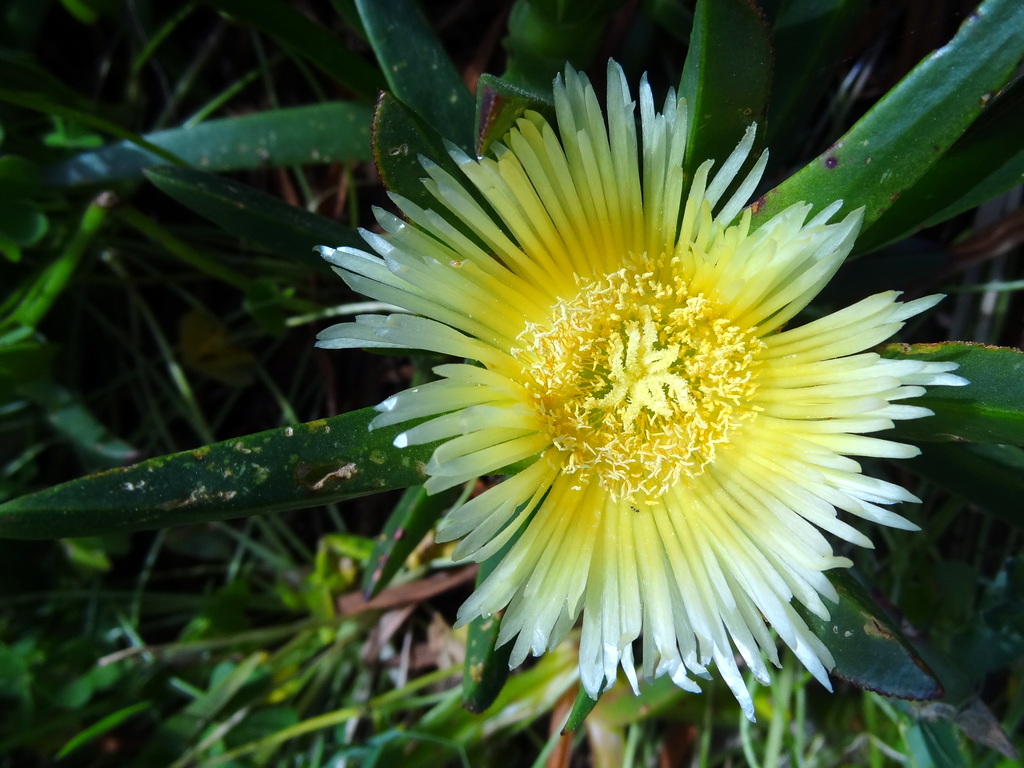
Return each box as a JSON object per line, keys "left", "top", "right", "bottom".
{"left": 516, "top": 260, "right": 764, "bottom": 500}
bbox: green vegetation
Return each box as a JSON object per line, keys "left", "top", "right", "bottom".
{"left": 1, "top": 1, "right": 1023, "bottom": 765}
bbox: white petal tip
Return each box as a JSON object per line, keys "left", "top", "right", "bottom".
{"left": 375, "top": 395, "right": 398, "bottom": 413}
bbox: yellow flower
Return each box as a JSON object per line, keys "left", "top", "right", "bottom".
{"left": 317, "top": 61, "right": 965, "bottom": 718}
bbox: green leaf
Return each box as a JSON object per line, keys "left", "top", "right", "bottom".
{"left": 959, "top": 557, "right": 1024, "bottom": 675}
{"left": 882, "top": 342, "right": 1024, "bottom": 444}
{"left": 797, "top": 570, "right": 943, "bottom": 700}
{"left": 461, "top": 535, "right": 520, "bottom": 715}
{"left": 355, "top": 0, "right": 475, "bottom": 152}
{"left": 857, "top": 78, "right": 1024, "bottom": 252}
{"left": 752, "top": 0, "right": 1024, "bottom": 235}
{"left": 0, "top": 408, "right": 438, "bottom": 540}
{"left": 0, "top": 202, "right": 47, "bottom": 247}
{"left": 908, "top": 443, "right": 1024, "bottom": 529}
{"left": 362, "top": 485, "right": 459, "bottom": 598}
{"left": 205, "top": 0, "right": 383, "bottom": 99}
{"left": 371, "top": 91, "right": 480, "bottom": 212}
{"left": 22, "top": 378, "right": 139, "bottom": 469}
{"left": 462, "top": 607, "right": 514, "bottom": 716}
{"left": 562, "top": 681, "right": 604, "bottom": 733}
{"left": 45, "top": 102, "right": 373, "bottom": 186}
{"left": 679, "top": 0, "right": 772, "bottom": 176}
{"left": 908, "top": 720, "right": 970, "bottom": 768}
{"left": 371, "top": 92, "right": 507, "bottom": 252}
{"left": 474, "top": 73, "right": 553, "bottom": 157}
{"left": 145, "top": 166, "right": 364, "bottom": 269}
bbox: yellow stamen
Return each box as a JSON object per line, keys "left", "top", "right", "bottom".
{"left": 516, "top": 257, "right": 764, "bottom": 500}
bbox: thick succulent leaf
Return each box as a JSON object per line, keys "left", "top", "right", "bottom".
{"left": 355, "top": 0, "right": 475, "bottom": 152}
{"left": 462, "top": 588, "right": 514, "bottom": 714}
{"left": 462, "top": 615, "right": 514, "bottom": 715}
{"left": 562, "top": 682, "right": 603, "bottom": 733}
{"left": 881, "top": 342, "right": 1024, "bottom": 444}
{"left": 475, "top": 73, "right": 553, "bottom": 157}
{"left": 461, "top": 509, "right": 527, "bottom": 714}
{"left": 798, "top": 570, "right": 943, "bottom": 700}
{"left": 752, "top": 0, "right": 1024, "bottom": 234}
{"left": 145, "top": 166, "right": 363, "bottom": 270}
{"left": 205, "top": 0, "right": 383, "bottom": 99}
{"left": 372, "top": 91, "right": 503, "bottom": 246}
{"left": 908, "top": 442, "right": 1024, "bottom": 529}
{"left": 362, "top": 485, "right": 459, "bottom": 598}
{"left": 679, "top": 0, "right": 772, "bottom": 175}
{"left": 45, "top": 102, "right": 373, "bottom": 186}
{"left": 857, "top": 78, "right": 1024, "bottom": 252}
{"left": 0, "top": 408, "right": 437, "bottom": 540}
{"left": 371, "top": 91, "right": 464, "bottom": 208}
{"left": 907, "top": 719, "right": 972, "bottom": 768}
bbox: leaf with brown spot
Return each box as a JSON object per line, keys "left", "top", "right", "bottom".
{"left": 0, "top": 408, "right": 440, "bottom": 539}
{"left": 797, "top": 570, "right": 943, "bottom": 700}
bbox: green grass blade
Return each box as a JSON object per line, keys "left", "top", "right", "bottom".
{"left": 752, "top": 0, "right": 1024, "bottom": 232}
{"left": 355, "top": 0, "right": 475, "bottom": 152}
{"left": 0, "top": 408, "right": 437, "bottom": 540}
{"left": 2, "top": 200, "right": 107, "bottom": 331}
{"left": 882, "top": 343, "right": 1024, "bottom": 444}
{"left": 56, "top": 701, "right": 153, "bottom": 759}
{"left": 45, "top": 102, "right": 373, "bottom": 186}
